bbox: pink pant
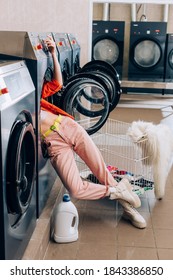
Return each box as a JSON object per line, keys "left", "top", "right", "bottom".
{"left": 44, "top": 116, "right": 117, "bottom": 200}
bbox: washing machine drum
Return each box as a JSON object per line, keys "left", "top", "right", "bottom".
{"left": 6, "top": 117, "right": 36, "bottom": 218}
{"left": 93, "top": 39, "right": 119, "bottom": 65}
{"left": 60, "top": 73, "right": 110, "bottom": 135}
{"left": 133, "top": 40, "right": 161, "bottom": 68}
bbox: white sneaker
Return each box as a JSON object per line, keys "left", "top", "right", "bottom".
{"left": 120, "top": 201, "right": 147, "bottom": 229}
{"left": 109, "top": 178, "right": 141, "bottom": 208}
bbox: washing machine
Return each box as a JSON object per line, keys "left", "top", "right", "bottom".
{"left": 164, "top": 33, "right": 173, "bottom": 82}
{"left": 25, "top": 32, "right": 58, "bottom": 217}
{"left": 128, "top": 21, "right": 167, "bottom": 81}
{"left": 67, "top": 33, "right": 81, "bottom": 75}
{"left": 0, "top": 60, "right": 36, "bottom": 259}
{"left": 52, "top": 32, "right": 72, "bottom": 82}
{"left": 0, "top": 31, "right": 58, "bottom": 217}
{"left": 92, "top": 20, "right": 125, "bottom": 79}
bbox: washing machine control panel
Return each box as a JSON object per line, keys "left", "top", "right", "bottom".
{"left": 131, "top": 22, "right": 167, "bottom": 36}
{"left": 68, "top": 34, "right": 80, "bottom": 51}
{"left": 27, "top": 32, "right": 56, "bottom": 59}
{"left": 0, "top": 61, "right": 35, "bottom": 109}
{"left": 93, "top": 21, "right": 124, "bottom": 37}
{"left": 52, "top": 32, "right": 70, "bottom": 54}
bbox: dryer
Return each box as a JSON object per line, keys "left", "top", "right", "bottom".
{"left": 0, "top": 60, "right": 36, "bottom": 259}
{"left": 92, "top": 20, "right": 125, "bottom": 79}
{"left": 128, "top": 21, "right": 167, "bottom": 81}
{"left": 52, "top": 32, "right": 72, "bottom": 82}
{"left": 67, "top": 33, "right": 81, "bottom": 75}
{"left": 164, "top": 33, "right": 173, "bottom": 82}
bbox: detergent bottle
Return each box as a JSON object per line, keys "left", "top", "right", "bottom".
{"left": 54, "top": 194, "right": 79, "bottom": 243}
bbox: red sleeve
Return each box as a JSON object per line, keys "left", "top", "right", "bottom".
{"left": 40, "top": 98, "right": 74, "bottom": 119}
{"left": 41, "top": 79, "right": 62, "bottom": 98}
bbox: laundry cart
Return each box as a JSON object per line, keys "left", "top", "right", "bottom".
{"left": 75, "top": 118, "right": 154, "bottom": 196}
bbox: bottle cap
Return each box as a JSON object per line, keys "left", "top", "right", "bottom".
{"left": 63, "top": 194, "right": 70, "bottom": 202}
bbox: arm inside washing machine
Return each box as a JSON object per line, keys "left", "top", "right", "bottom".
{"left": 45, "top": 35, "right": 63, "bottom": 86}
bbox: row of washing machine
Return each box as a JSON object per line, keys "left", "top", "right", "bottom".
{"left": 92, "top": 20, "right": 173, "bottom": 83}
{"left": 0, "top": 31, "right": 80, "bottom": 260}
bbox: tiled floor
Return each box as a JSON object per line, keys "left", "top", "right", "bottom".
{"left": 24, "top": 93, "right": 173, "bottom": 260}
{"left": 44, "top": 180, "right": 173, "bottom": 260}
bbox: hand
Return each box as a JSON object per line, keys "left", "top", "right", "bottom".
{"left": 44, "top": 35, "right": 56, "bottom": 54}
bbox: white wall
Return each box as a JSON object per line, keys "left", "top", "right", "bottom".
{"left": 0, "top": 0, "right": 173, "bottom": 68}
{"left": 0, "top": 0, "right": 90, "bottom": 66}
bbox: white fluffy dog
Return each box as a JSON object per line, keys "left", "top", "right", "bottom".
{"left": 127, "top": 120, "right": 173, "bottom": 199}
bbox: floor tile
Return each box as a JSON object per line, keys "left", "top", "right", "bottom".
{"left": 154, "top": 229, "right": 173, "bottom": 249}
{"left": 23, "top": 238, "right": 43, "bottom": 260}
{"left": 148, "top": 198, "right": 173, "bottom": 214}
{"left": 44, "top": 240, "right": 79, "bottom": 260}
{"left": 117, "top": 222, "right": 156, "bottom": 248}
{"left": 118, "top": 246, "right": 158, "bottom": 260}
{"left": 151, "top": 212, "right": 173, "bottom": 229}
{"left": 76, "top": 243, "right": 117, "bottom": 260}
{"left": 79, "top": 209, "right": 120, "bottom": 244}
{"left": 157, "top": 248, "right": 173, "bottom": 260}
{"left": 163, "top": 186, "right": 173, "bottom": 200}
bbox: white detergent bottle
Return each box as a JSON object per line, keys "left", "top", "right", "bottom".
{"left": 54, "top": 194, "right": 79, "bottom": 243}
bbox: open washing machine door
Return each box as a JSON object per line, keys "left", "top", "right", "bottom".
{"left": 80, "top": 60, "right": 121, "bottom": 112}
{"left": 59, "top": 73, "right": 110, "bottom": 135}
{"left": 6, "top": 113, "right": 36, "bottom": 222}
{"left": 52, "top": 60, "right": 121, "bottom": 135}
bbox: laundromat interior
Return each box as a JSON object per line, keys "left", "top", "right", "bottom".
{"left": 1, "top": 0, "right": 173, "bottom": 261}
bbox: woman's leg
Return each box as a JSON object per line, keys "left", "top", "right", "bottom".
{"left": 45, "top": 129, "right": 109, "bottom": 200}
{"left": 59, "top": 117, "right": 117, "bottom": 187}
{"left": 44, "top": 116, "right": 140, "bottom": 208}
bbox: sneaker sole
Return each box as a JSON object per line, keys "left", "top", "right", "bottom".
{"left": 122, "top": 213, "right": 146, "bottom": 229}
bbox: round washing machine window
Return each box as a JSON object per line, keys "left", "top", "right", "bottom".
{"left": 61, "top": 77, "right": 110, "bottom": 135}
{"left": 6, "top": 116, "right": 36, "bottom": 225}
{"left": 80, "top": 60, "right": 121, "bottom": 112}
{"left": 134, "top": 40, "right": 161, "bottom": 68}
{"left": 93, "top": 39, "right": 119, "bottom": 65}
{"left": 168, "top": 49, "right": 173, "bottom": 69}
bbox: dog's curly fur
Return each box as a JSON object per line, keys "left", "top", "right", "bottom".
{"left": 127, "top": 120, "right": 173, "bottom": 199}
